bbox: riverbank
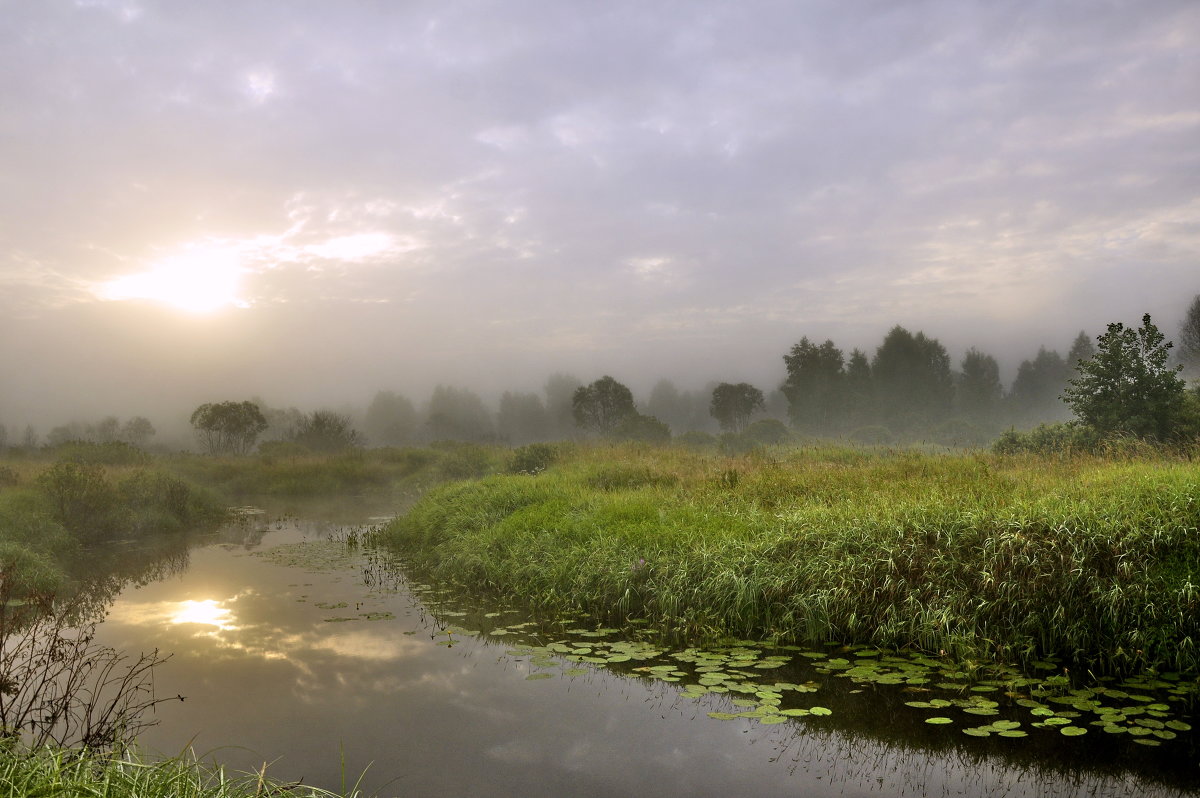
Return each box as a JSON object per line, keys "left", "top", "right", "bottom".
{"left": 381, "top": 443, "right": 1200, "bottom": 677}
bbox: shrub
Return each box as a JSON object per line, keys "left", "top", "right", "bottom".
{"left": 34, "top": 462, "right": 120, "bottom": 542}
{"left": 743, "top": 419, "right": 790, "bottom": 445}
{"left": 992, "top": 423, "right": 1101, "bottom": 456}
{"left": 48, "top": 440, "right": 149, "bottom": 466}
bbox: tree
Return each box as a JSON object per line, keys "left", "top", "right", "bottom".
{"left": 543, "top": 373, "right": 583, "bottom": 439}
{"left": 709, "top": 382, "right": 765, "bottom": 433}
{"left": 1009, "top": 347, "right": 1072, "bottom": 424}
{"left": 870, "top": 327, "right": 953, "bottom": 429}
{"left": 780, "top": 338, "right": 846, "bottom": 430}
{"left": 288, "top": 410, "right": 362, "bottom": 453}
{"left": 1180, "top": 294, "right": 1200, "bottom": 376}
{"left": 844, "top": 348, "right": 875, "bottom": 425}
{"left": 364, "top": 391, "right": 418, "bottom": 446}
{"left": 120, "top": 416, "right": 155, "bottom": 448}
{"left": 425, "top": 386, "right": 494, "bottom": 442}
{"left": 611, "top": 413, "right": 671, "bottom": 444}
{"left": 189, "top": 401, "right": 268, "bottom": 455}
{"left": 1062, "top": 313, "right": 1186, "bottom": 440}
{"left": 572, "top": 376, "right": 636, "bottom": 435}
{"left": 497, "top": 392, "right": 550, "bottom": 444}
{"left": 1067, "top": 331, "right": 1095, "bottom": 369}
{"left": 956, "top": 348, "right": 1002, "bottom": 421}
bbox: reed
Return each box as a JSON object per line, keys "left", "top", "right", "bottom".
{"left": 0, "top": 745, "right": 365, "bottom": 798}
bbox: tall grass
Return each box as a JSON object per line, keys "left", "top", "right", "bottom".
{"left": 383, "top": 443, "right": 1200, "bottom": 676}
{"left": 0, "top": 745, "right": 367, "bottom": 798}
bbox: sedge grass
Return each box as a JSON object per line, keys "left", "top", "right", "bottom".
{"left": 0, "top": 744, "right": 369, "bottom": 798}
{"left": 383, "top": 443, "right": 1200, "bottom": 677}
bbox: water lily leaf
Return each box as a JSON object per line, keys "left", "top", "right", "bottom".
{"left": 707, "top": 712, "right": 740, "bottom": 720}
{"left": 1059, "top": 726, "right": 1086, "bottom": 736}
{"left": 809, "top": 707, "right": 833, "bottom": 716}
{"left": 962, "top": 728, "right": 990, "bottom": 737}
{"left": 1166, "top": 720, "right": 1192, "bottom": 731}
{"left": 925, "top": 717, "right": 953, "bottom": 725}
{"left": 525, "top": 673, "right": 553, "bottom": 681}
{"left": 998, "top": 730, "right": 1028, "bottom": 737}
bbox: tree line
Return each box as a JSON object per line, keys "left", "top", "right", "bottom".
{"left": 4, "top": 296, "right": 1199, "bottom": 455}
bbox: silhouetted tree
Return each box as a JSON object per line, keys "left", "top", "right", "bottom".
{"left": 189, "top": 401, "right": 268, "bottom": 455}
{"left": 646, "top": 379, "right": 695, "bottom": 432}
{"left": 120, "top": 417, "right": 155, "bottom": 447}
{"left": 709, "top": 382, "right": 765, "bottom": 433}
{"left": 426, "top": 386, "right": 494, "bottom": 442}
{"left": 956, "top": 348, "right": 1003, "bottom": 421}
{"left": 1067, "top": 331, "right": 1095, "bottom": 370}
{"left": 572, "top": 376, "right": 636, "bottom": 435}
{"left": 544, "top": 373, "right": 583, "bottom": 439}
{"left": 1062, "top": 314, "right": 1185, "bottom": 439}
{"left": 870, "top": 327, "right": 953, "bottom": 430}
{"left": 781, "top": 338, "right": 846, "bottom": 430}
{"left": 1009, "top": 347, "right": 1072, "bottom": 424}
{"left": 844, "top": 348, "right": 875, "bottom": 426}
{"left": 497, "top": 392, "right": 550, "bottom": 444}
{"left": 1180, "top": 294, "right": 1200, "bottom": 376}
{"left": 288, "top": 410, "right": 362, "bottom": 452}
{"left": 364, "top": 391, "right": 418, "bottom": 446}
{"left": 612, "top": 413, "right": 671, "bottom": 444}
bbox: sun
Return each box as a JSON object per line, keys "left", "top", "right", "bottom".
{"left": 100, "top": 245, "right": 245, "bottom": 313}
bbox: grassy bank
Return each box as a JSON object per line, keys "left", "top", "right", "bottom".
{"left": 0, "top": 745, "right": 366, "bottom": 798}
{"left": 383, "top": 443, "right": 1200, "bottom": 677}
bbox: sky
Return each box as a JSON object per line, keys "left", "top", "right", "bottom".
{"left": 1, "top": 0, "right": 1198, "bottom": 431}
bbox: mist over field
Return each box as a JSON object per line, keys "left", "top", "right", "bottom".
{"left": 1, "top": 0, "right": 1197, "bottom": 442}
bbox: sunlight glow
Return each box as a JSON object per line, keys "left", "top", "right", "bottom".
{"left": 100, "top": 246, "right": 245, "bottom": 313}
{"left": 171, "top": 599, "right": 236, "bottom": 630}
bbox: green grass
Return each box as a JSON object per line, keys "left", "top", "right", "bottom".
{"left": 382, "top": 443, "right": 1200, "bottom": 677}
{"left": 0, "top": 745, "right": 368, "bottom": 798}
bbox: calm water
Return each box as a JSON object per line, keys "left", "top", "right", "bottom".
{"left": 91, "top": 514, "right": 1200, "bottom": 798}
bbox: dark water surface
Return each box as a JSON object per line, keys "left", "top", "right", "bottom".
{"left": 92, "top": 514, "right": 1200, "bottom": 798}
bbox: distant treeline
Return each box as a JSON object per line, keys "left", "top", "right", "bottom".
{"left": 5, "top": 296, "right": 1199, "bottom": 453}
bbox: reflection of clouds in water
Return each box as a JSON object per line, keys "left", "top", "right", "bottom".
{"left": 309, "top": 629, "right": 425, "bottom": 661}
{"left": 485, "top": 738, "right": 544, "bottom": 766}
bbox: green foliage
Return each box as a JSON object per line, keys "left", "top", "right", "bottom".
{"left": 1062, "top": 314, "right": 1186, "bottom": 440}
{"left": 0, "top": 745, "right": 362, "bottom": 798}
{"left": 508, "top": 443, "right": 557, "bottom": 475}
{"left": 781, "top": 337, "right": 846, "bottom": 430}
{"left": 743, "top": 418, "right": 790, "bottom": 445}
{"left": 497, "top": 392, "right": 550, "bottom": 444}
{"left": 384, "top": 444, "right": 1200, "bottom": 676}
{"left": 434, "top": 442, "right": 501, "bottom": 480}
{"left": 190, "top": 401, "right": 268, "bottom": 455}
{"left": 0, "top": 467, "right": 17, "bottom": 487}
{"left": 870, "top": 326, "right": 953, "bottom": 430}
{"left": 709, "top": 382, "right": 765, "bottom": 433}
{"left": 956, "top": 348, "right": 1002, "bottom": 420}
{"left": 992, "top": 424, "right": 1102, "bottom": 456}
{"left": 1009, "top": 347, "right": 1072, "bottom": 424}
{"left": 34, "top": 462, "right": 117, "bottom": 542}
{"left": 572, "top": 376, "right": 636, "bottom": 435}
{"left": 0, "top": 541, "right": 66, "bottom": 596}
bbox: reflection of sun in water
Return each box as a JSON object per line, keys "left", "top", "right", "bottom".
{"left": 100, "top": 245, "right": 244, "bottom": 313}
{"left": 171, "top": 599, "right": 236, "bottom": 630}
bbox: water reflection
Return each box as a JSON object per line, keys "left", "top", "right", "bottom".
{"left": 89, "top": 517, "right": 1199, "bottom": 798}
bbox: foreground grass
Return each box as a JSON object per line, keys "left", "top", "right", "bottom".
{"left": 383, "top": 443, "right": 1200, "bottom": 677}
{"left": 0, "top": 745, "right": 369, "bottom": 798}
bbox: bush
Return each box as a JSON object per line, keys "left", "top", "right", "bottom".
{"left": 992, "top": 423, "right": 1102, "bottom": 456}
{"left": 34, "top": 462, "right": 120, "bottom": 542}
{"left": 436, "top": 443, "right": 498, "bottom": 480}
{"left": 508, "top": 443, "right": 557, "bottom": 475}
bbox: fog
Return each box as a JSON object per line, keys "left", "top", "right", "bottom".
{"left": 1, "top": 1, "right": 1197, "bottom": 440}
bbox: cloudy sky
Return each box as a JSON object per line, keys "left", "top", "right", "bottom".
{"left": 1, "top": 0, "right": 1197, "bottom": 428}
